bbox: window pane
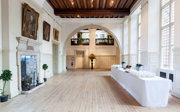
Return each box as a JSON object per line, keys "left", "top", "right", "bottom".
{"left": 162, "top": 0, "right": 170, "bottom": 6}
{"left": 138, "top": 24, "right": 141, "bottom": 37}
{"left": 138, "top": 51, "right": 141, "bottom": 64}
{"left": 162, "top": 5, "right": 170, "bottom": 27}
{"left": 161, "top": 27, "right": 170, "bottom": 47}
{"left": 170, "top": 46, "right": 174, "bottom": 69}
{"left": 161, "top": 47, "right": 169, "bottom": 69}
{"left": 161, "top": 0, "right": 175, "bottom": 70}
{"left": 171, "top": 25, "right": 175, "bottom": 45}
{"left": 138, "top": 14, "right": 141, "bottom": 24}
{"left": 138, "top": 38, "right": 141, "bottom": 51}
{"left": 171, "top": 2, "right": 175, "bottom": 23}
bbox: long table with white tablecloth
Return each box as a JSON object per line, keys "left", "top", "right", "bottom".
{"left": 111, "top": 65, "right": 172, "bottom": 108}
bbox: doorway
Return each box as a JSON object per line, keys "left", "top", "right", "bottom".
{"left": 53, "top": 44, "right": 58, "bottom": 74}
{"left": 75, "top": 51, "right": 85, "bottom": 69}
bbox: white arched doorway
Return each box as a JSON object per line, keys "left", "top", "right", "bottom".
{"left": 62, "top": 24, "right": 122, "bottom": 71}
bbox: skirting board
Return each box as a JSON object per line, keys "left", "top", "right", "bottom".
{"left": 172, "top": 92, "right": 180, "bottom": 99}
{"left": 21, "top": 83, "right": 45, "bottom": 94}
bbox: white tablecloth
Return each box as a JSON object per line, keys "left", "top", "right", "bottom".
{"left": 111, "top": 65, "right": 172, "bottom": 108}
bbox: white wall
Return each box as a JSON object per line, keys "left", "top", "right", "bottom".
{"left": 141, "top": 1, "right": 149, "bottom": 69}
{"left": 1, "top": 0, "right": 61, "bottom": 98}
{"left": 139, "top": 0, "right": 160, "bottom": 72}
{"left": 2, "top": 0, "right": 11, "bottom": 96}
{"left": 129, "top": 7, "right": 141, "bottom": 67}
{"left": 172, "top": 0, "right": 180, "bottom": 98}
{"left": 123, "top": 20, "right": 129, "bottom": 55}
{"left": 0, "top": 0, "right": 2, "bottom": 92}
{"left": 123, "top": 20, "right": 129, "bottom": 64}
{"left": 122, "top": 7, "right": 140, "bottom": 67}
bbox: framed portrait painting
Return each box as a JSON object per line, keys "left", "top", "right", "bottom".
{"left": 43, "top": 21, "right": 51, "bottom": 41}
{"left": 22, "top": 4, "right": 39, "bottom": 40}
{"left": 53, "top": 28, "right": 59, "bottom": 41}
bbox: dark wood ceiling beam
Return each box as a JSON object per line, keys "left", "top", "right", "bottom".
{"left": 79, "top": 0, "right": 85, "bottom": 8}
{"left": 103, "top": 0, "right": 107, "bottom": 8}
{"left": 124, "top": 0, "right": 133, "bottom": 8}
{"left": 93, "top": 0, "right": 98, "bottom": 9}
{"left": 114, "top": 0, "right": 121, "bottom": 8}
{"left": 84, "top": 0, "right": 87, "bottom": 8}
{"left": 118, "top": 0, "right": 127, "bottom": 8}
{"left": 129, "top": 0, "right": 138, "bottom": 9}
{"left": 61, "top": 0, "right": 68, "bottom": 8}
{"left": 76, "top": 0, "right": 82, "bottom": 8}
{"left": 105, "top": 0, "right": 110, "bottom": 8}
{"left": 122, "top": 0, "right": 130, "bottom": 8}
{"left": 55, "top": 0, "right": 65, "bottom": 8}
{"left": 54, "top": 9, "right": 130, "bottom": 17}
{"left": 63, "top": 0, "right": 72, "bottom": 9}
{"left": 48, "top": 0, "right": 59, "bottom": 8}
{"left": 87, "top": 0, "right": 91, "bottom": 8}
{"left": 47, "top": 0, "right": 138, "bottom": 18}
{"left": 99, "top": 0, "right": 104, "bottom": 9}
{"left": 96, "top": 0, "right": 100, "bottom": 8}
{"left": 73, "top": 0, "right": 79, "bottom": 8}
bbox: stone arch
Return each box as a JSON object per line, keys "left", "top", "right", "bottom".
{"left": 61, "top": 24, "right": 122, "bottom": 71}
{"left": 63, "top": 24, "right": 122, "bottom": 54}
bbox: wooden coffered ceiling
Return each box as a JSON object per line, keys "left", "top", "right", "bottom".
{"left": 47, "top": 0, "right": 138, "bottom": 18}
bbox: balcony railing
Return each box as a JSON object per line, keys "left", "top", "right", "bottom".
{"left": 71, "top": 38, "right": 90, "bottom": 45}
{"left": 96, "top": 38, "right": 114, "bottom": 45}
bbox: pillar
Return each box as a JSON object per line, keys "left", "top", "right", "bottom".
{"left": 88, "top": 29, "right": 96, "bottom": 68}
{"left": 129, "top": 11, "right": 139, "bottom": 67}
{"left": 140, "top": 0, "right": 160, "bottom": 73}
{"left": 89, "top": 29, "right": 96, "bottom": 54}
{"left": 128, "top": 17, "right": 131, "bottom": 65}
{"left": 122, "top": 19, "right": 129, "bottom": 64}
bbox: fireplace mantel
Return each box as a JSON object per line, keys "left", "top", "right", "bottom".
{"left": 16, "top": 37, "right": 42, "bottom": 52}
{"left": 16, "top": 36, "right": 42, "bottom": 93}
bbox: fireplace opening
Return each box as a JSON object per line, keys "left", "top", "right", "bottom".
{"left": 21, "top": 55, "right": 37, "bottom": 91}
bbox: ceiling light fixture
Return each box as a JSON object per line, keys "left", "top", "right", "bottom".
{"left": 90, "top": 0, "right": 94, "bottom": 8}
{"left": 77, "top": 14, "right": 80, "bottom": 18}
{"left": 70, "top": 0, "right": 74, "bottom": 5}
{"left": 109, "top": 0, "right": 114, "bottom": 7}
{"left": 91, "top": 4, "right": 94, "bottom": 8}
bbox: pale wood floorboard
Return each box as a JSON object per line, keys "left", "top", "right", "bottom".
{"left": 0, "top": 70, "right": 180, "bottom": 112}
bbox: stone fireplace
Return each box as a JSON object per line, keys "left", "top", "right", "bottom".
{"left": 16, "top": 37, "right": 42, "bottom": 93}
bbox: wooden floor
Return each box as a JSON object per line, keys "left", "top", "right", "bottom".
{"left": 1, "top": 70, "right": 180, "bottom": 112}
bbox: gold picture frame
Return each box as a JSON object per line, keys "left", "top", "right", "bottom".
{"left": 53, "top": 28, "right": 59, "bottom": 41}
{"left": 43, "top": 21, "right": 51, "bottom": 41}
{"left": 22, "top": 3, "right": 39, "bottom": 40}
